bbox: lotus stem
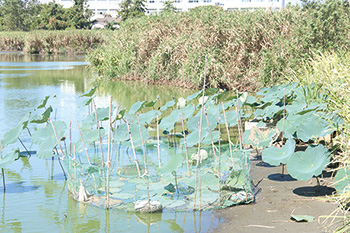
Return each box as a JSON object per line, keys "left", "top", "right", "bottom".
{"left": 236, "top": 91, "right": 245, "bottom": 146}
{"left": 1, "top": 168, "right": 5, "bottom": 191}
{"left": 92, "top": 100, "right": 105, "bottom": 167}
{"left": 180, "top": 107, "right": 190, "bottom": 176}
{"left": 235, "top": 106, "right": 243, "bottom": 151}
{"left": 125, "top": 119, "right": 141, "bottom": 177}
{"left": 203, "top": 106, "right": 217, "bottom": 158}
{"left": 194, "top": 55, "right": 207, "bottom": 210}
{"left": 49, "top": 119, "right": 65, "bottom": 159}
{"left": 137, "top": 113, "right": 148, "bottom": 174}
{"left": 26, "top": 127, "right": 32, "bottom": 137}
{"left": 69, "top": 121, "right": 72, "bottom": 156}
{"left": 107, "top": 97, "right": 113, "bottom": 167}
{"left": 218, "top": 103, "right": 221, "bottom": 206}
{"left": 281, "top": 164, "right": 285, "bottom": 178}
{"left": 76, "top": 120, "right": 91, "bottom": 165}
{"left": 221, "top": 103, "right": 234, "bottom": 168}
{"left": 316, "top": 176, "right": 321, "bottom": 192}
{"left": 157, "top": 115, "right": 161, "bottom": 168}
{"left": 18, "top": 138, "right": 31, "bottom": 157}
{"left": 55, "top": 147, "right": 67, "bottom": 180}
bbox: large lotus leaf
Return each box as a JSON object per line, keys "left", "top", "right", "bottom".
{"left": 36, "top": 136, "right": 57, "bottom": 159}
{"left": 31, "top": 106, "right": 53, "bottom": 124}
{"left": 138, "top": 110, "right": 161, "bottom": 125}
{"left": 114, "top": 124, "right": 129, "bottom": 142}
{"left": 186, "top": 90, "right": 201, "bottom": 102}
{"left": 31, "top": 121, "right": 66, "bottom": 145}
{"left": 276, "top": 113, "right": 303, "bottom": 138}
{"left": 186, "top": 111, "right": 217, "bottom": 133}
{"left": 1, "top": 113, "right": 30, "bottom": 147}
{"left": 296, "top": 112, "right": 332, "bottom": 142}
{"left": 181, "top": 103, "right": 195, "bottom": 120}
{"left": 0, "top": 148, "right": 20, "bottom": 168}
{"left": 160, "top": 99, "right": 175, "bottom": 112}
{"left": 157, "top": 149, "right": 184, "bottom": 173}
{"left": 122, "top": 124, "right": 150, "bottom": 147}
{"left": 262, "top": 137, "right": 295, "bottom": 166}
{"left": 80, "top": 86, "right": 97, "bottom": 97}
{"left": 205, "top": 88, "right": 218, "bottom": 96}
{"left": 159, "top": 109, "right": 180, "bottom": 132}
{"left": 180, "top": 130, "right": 204, "bottom": 147}
{"left": 226, "top": 169, "right": 246, "bottom": 188}
{"left": 37, "top": 95, "right": 50, "bottom": 109}
{"left": 259, "top": 86, "right": 284, "bottom": 104}
{"left": 144, "top": 96, "right": 159, "bottom": 108}
{"left": 244, "top": 127, "right": 278, "bottom": 148}
{"left": 111, "top": 192, "right": 135, "bottom": 200}
{"left": 244, "top": 95, "right": 257, "bottom": 106}
{"left": 96, "top": 107, "right": 113, "bottom": 121}
{"left": 220, "top": 110, "right": 237, "bottom": 127}
{"left": 287, "top": 144, "right": 330, "bottom": 181}
{"left": 74, "top": 128, "right": 106, "bottom": 152}
{"left": 285, "top": 101, "right": 307, "bottom": 114}
{"left": 129, "top": 101, "right": 147, "bottom": 115}
{"left": 223, "top": 98, "right": 236, "bottom": 110}
{"left": 334, "top": 168, "right": 350, "bottom": 193}
{"left": 202, "top": 130, "right": 219, "bottom": 145}
{"left": 201, "top": 172, "right": 219, "bottom": 190}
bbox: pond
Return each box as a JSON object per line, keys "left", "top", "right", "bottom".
{"left": 0, "top": 52, "right": 223, "bottom": 232}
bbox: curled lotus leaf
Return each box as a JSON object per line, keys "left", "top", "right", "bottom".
{"left": 129, "top": 101, "right": 147, "bottom": 115}
{"left": 262, "top": 137, "right": 295, "bottom": 166}
{"left": 0, "top": 148, "right": 20, "bottom": 169}
{"left": 287, "top": 144, "right": 330, "bottom": 181}
{"left": 160, "top": 99, "right": 175, "bottom": 112}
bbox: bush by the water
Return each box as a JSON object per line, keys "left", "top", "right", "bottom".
{"left": 88, "top": 0, "right": 350, "bottom": 91}
{"left": 0, "top": 30, "right": 113, "bottom": 54}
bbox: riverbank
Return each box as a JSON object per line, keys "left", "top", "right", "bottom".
{"left": 214, "top": 154, "right": 340, "bottom": 232}
{"left": 0, "top": 30, "right": 113, "bottom": 54}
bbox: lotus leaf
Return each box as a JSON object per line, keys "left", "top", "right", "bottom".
{"left": 181, "top": 103, "right": 195, "bottom": 119}
{"left": 37, "top": 95, "right": 50, "bottom": 109}
{"left": 157, "top": 150, "right": 184, "bottom": 173}
{"left": 262, "top": 137, "right": 295, "bottom": 166}
{"left": 244, "top": 127, "right": 278, "bottom": 148}
{"left": 80, "top": 86, "right": 97, "bottom": 97}
{"left": 96, "top": 107, "right": 113, "bottom": 121}
{"left": 220, "top": 110, "right": 237, "bottom": 127}
{"left": 129, "top": 101, "right": 147, "bottom": 115}
{"left": 0, "top": 148, "right": 20, "bottom": 169}
{"left": 287, "top": 144, "right": 330, "bottom": 181}
{"left": 202, "top": 130, "right": 219, "bottom": 145}
{"left": 186, "top": 111, "right": 217, "bottom": 133}
{"left": 144, "top": 96, "right": 159, "bottom": 108}
{"left": 186, "top": 90, "right": 201, "bottom": 102}
{"left": 31, "top": 106, "right": 53, "bottom": 124}
{"left": 138, "top": 110, "right": 161, "bottom": 125}
{"left": 160, "top": 99, "right": 175, "bottom": 112}
{"left": 334, "top": 168, "right": 350, "bottom": 193}
{"left": 111, "top": 192, "right": 135, "bottom": 200}
{"left": 290, "top": 215, "right": 314, "bottom": 222}
{"left": 1, "top": 113, "right": 30, "bottom": 147}
{"left": 159, "top": 109, "right": 180, "bottom": 132}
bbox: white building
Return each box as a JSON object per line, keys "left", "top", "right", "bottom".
{"left": 51, "top": 0, "right": 298, "bottom": 20}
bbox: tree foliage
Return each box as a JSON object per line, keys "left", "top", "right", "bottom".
{"left": 162, "top": 0, "right": 177, "bottom": 13}
{"left": 118, "top": 0, "right": 147, "bottom": 21}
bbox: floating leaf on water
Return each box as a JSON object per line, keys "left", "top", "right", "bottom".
{"left": 287, "top": 144, "right": 330, "bottom": 181}
{"left": 290, "top": 215, "right": 314, "bottom": 222}
{"left": 160, "top": 99, "right": 175, "bottom": 112}
{"left": 262, "top": 137, "right": 295, "bottom": 166}
{"left": 0, "top": 148, "right": 20, "bottom": 169}
{"left": 164, "top": 183, "right": 176, "bottom": 193}
{"left": 111, "top": 192, "right": 135, "bottom": 200}
{"left": 130, "top": 101, "right": 147, "bottom": 115}
{"left": 334, "top": 168, "right": 350, "bottom": 193}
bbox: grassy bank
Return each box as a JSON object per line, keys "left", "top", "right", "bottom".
{"left": 0, "top": 30, "right": 113, "bottom": 54}
{"left": 87, "top": 1, "right": 350, "bottom": 91}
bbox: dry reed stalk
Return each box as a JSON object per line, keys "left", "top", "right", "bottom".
{"left": 180, "top": 107, "right": 190, "bottom": 176}
{"left": 203, "top": 106, "right": 217, "bottom": 158}
{"left": 156, "top": 115, "right": 161, "bottom": 168}
{"left": 125, "top": 119, "right": 141, "bottom": 176}
{"left": 76, "top": 120, "right": 91, "bottom": 165}
{"left": 92, "top": 100, "right": 105, "bottom": 167}
{"left": 49, "top": 119, "right": 65, "bottom": 159}
{"left": 137, "top": 113, "right": 148, "bottom": 174}
{"left": 221, "top": 103, "right": 235, "bottom": 168}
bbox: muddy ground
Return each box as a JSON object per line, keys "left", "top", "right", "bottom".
{"left": 213, "top": 154, "right": 343, "bottom": 233}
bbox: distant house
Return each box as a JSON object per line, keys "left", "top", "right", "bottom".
{"left": 91, "top": 17, "right": 120, "bottom": 29}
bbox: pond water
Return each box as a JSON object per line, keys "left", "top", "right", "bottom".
{"left": 0, "top": 53, "right": 223, "bottom": 232}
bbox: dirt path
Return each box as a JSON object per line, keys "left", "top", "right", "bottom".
{"left": 213, "top": 155, "right": 342, "bottom": 233}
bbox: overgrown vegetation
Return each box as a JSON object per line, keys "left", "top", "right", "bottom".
{"left": 88, "top": 0, "right": 350, "bottom": 91}
{"left": 0, "top": 30, "right": 113, "bottom": 54}
{"left": 0, "top": 0, "right": 92, "bottom": 31}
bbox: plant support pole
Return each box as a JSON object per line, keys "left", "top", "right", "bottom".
{"left": 221, "top": 103, "right": 234, "bottom": 168}
{"left": 125, "top": 120, "right": 141, "bottom": 176}
{"left": 180, "top": 108, "right": 190, "bottom": 176}
{"left": 92, "top": 100, "right": 105, "bottom": 167}
{"left": 204, "top": 106, "right": 217, "bottom": 158}
{"left": 156, "top": 115, "right": 161, "bottom": 168}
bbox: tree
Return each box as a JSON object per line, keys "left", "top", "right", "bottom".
{"left": 65, "top": 0, "right": 92, "bottom": 29}
{"left": 162, "top": 0, "right": 177, "bottom": 13}
{"left": 0, "top": 0, "right": 39, "bottom": 31}
{"left": 35, "top": 2, "right": 68, "bottom": 30}
{"left": 118, "top": 0, "right": 146, "bottom": 21}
